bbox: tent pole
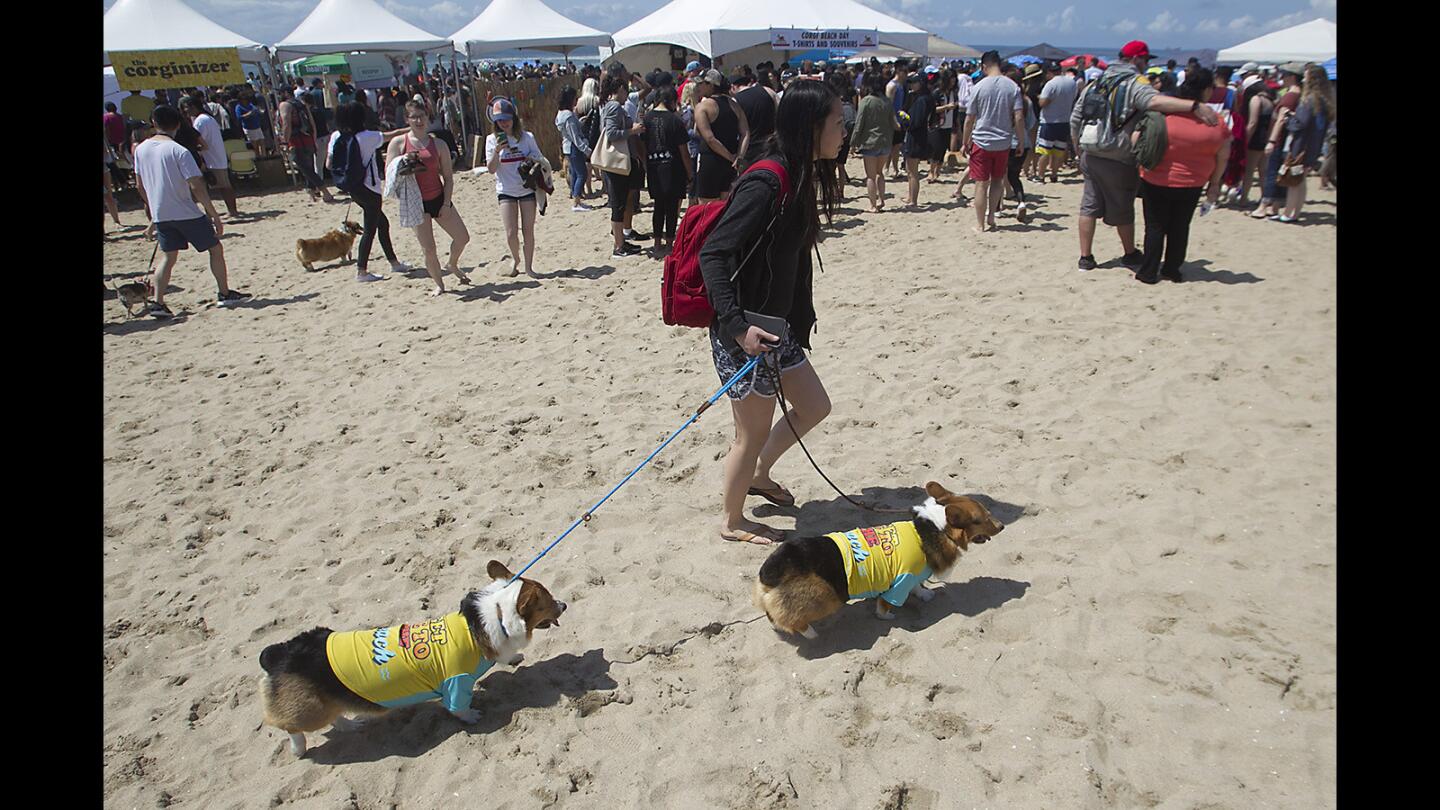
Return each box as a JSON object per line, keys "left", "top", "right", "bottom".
{"left": 265, "top": 51, "right": 297, "bottom": 188}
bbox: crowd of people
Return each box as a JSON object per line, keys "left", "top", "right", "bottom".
{"left": 105, "top": 44, "right": 1335, "bottom": 310}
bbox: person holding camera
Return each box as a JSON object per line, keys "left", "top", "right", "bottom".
{"left": 486, "top": 98, "right": 543, "bottom": 277}
{"left": 698, "top": 80, "right": 845, "bottom": 546}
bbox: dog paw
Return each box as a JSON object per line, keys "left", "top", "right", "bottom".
{"left": 502, "top": 653, "right": 525, "bottom": 666}
{"left": 287, "top": 733, "right": 307, "bottom": 757}
{"left": 875, "top": 602, "right": 896, "bottom": 620}
{"left": 450, "top": 708, "right": 482, "bottom": 725}
{"left": 799, "top": 626, "right": 819, "bottom": 640}
{"left": 913, "top": 587, "right": 936, "bottom": 603}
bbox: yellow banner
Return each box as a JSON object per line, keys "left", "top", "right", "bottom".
{"left": 111, "top": 48, "right": 246, "bottom": 91}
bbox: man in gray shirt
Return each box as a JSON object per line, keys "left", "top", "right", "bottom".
{"left": 961, "top": 50, "right": 1025, "bottom": 234}
{"left": 1069, "top": 40, "right": 1219, "bottom": 271}
{"left": 1037, "top": 65, "right": 1079, "bottom": 183}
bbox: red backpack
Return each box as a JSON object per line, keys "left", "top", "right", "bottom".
{"left": 661, "top": 159, "right": 792, "bottom": 327}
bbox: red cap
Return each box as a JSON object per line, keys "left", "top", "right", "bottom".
{"left": 1119, "top": 40, "right": 1152, "bottom": 60}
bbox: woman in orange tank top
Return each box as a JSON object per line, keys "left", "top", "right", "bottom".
{"left": 386, "top": 101, "right": 470, "bottom": 296}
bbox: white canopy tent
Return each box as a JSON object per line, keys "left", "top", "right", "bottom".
{"left": 608, "top": 0, "right": 928, "bottom": 64}
{"left": 847, "top": 34, "right": 981, "bottom": 64}
{"left": 273, "top": 0, "right": 453, "bottom": 59}
{"left": 103, "top": 0, "right": 267, "bottom": 63}
{"left": 451, "top": 0, "right": 612, "bottom": 59}
{"left": 1218, "top": 18, "right": 1336, "bottom": 64}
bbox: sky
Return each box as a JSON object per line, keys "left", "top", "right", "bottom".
{"left": 103, "top": 0, "right": 1337, "bottom": 52}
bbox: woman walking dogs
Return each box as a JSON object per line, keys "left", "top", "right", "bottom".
{"left": 699, "top": 80, "right": 845, "bottom": 545}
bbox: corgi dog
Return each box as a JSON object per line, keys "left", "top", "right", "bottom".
{"left": 258, "top": 560, "right": 566, "bottom": 757}
{"left": 295, "top": 220, "right": 364, "bottom": 272}
{"left": 754, "top": 482, "right": 1004, "bottom": 639}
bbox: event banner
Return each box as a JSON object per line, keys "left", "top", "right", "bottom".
{"left": 768, "top": 28, "right": 879, "bottom": 50}
{"left": 111, "top": 48, "right": 246, "bottom": 90}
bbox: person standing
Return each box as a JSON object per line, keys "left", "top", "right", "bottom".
{"left": 698, "top": 79, "right": 844, "bottom": 545}
{"left": 555, "top": 86, "right": 593, "bottom": 211}
{"left": 1005, "top": 67, "right": 1039, "bottom": 223}
{"left": 1069, "top": 40, "right": 1219, "bottom": 270}
{"left": 901, "top": 74, "right": 933, "bottom": 207}
{"left": 1273, "top": 64, "right": 1334, "bottom": 223}
{"left": 1036, "top": 62, "right": 1078, "bottom": 183}
{"left": 852, "top": 72, "right": 895, "bottom": 213}
{"left": 885, "top": 60, "right": 911, "bottom": 178}
{"left": 279, "top": 88, "right": 334, "bottom": 203}
{"left": 120, "top": 89, "right": 155, "bottom": 126}
{"left": 1252, "top": 66, "right": 1302, "bottom": 219}
{"left": 599, "top": 73, "right": 646, "bottom": 257}
{"left": 326, "top": 102, "right": 410, "bottom": 283}
{"left": 180, "top": 95, "right": 240, "bottom": 218}
{"left": 693, "top": 69, "right": 750, "bottom": 203}
{"left": 132, "top": 105, "right": 250, "bottom": 318}
{"left": 386, "top": 101, "right": 471, "bottom": 294}
{"left": 961, "top": 51, "right": 1024, "bottom": 233}
{"left": 104, "top": 102, "right": 127, "bottom": 153}
{"left": 234, "top": 92, "right": 270, "bottom": 156}
{"left": 485, "top": 98, "right": 542, "bottom": 277}
{"left": 1135, "top": 69, "right": 1231, "bottom": 284}
{"left": 928, "top": 68, "right": 959, "bottom": 183}
{"left": 732, "top": 72, "right": 778, "bottom": 144}
{"left": 642, "top": 86, "right": 692, "bottom": 254}
{"left": 1237, "top": 78, "right": 1274, "bottom": 204}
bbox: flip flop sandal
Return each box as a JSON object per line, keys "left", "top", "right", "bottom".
{"left": 747, "top": 485, "right": 795, "bottom": 507}
{"left": 721, "top": 528, "right": 781, "bottom": 546}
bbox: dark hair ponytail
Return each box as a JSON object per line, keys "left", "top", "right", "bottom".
{"left": 740, "top": 79, "right": 838, "bottom": 249}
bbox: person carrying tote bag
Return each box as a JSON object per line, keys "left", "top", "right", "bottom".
{"left": 597, "top": 73, "right": 645, "bottom": 257}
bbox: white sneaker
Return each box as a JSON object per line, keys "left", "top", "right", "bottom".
{"left": 356, "top": 273, "right": 385, "bottom": 283}
{"left": 571, "top": 203, "right": 593, "bottom": 212}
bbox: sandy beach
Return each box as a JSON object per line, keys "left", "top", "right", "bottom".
{"left": 102, "top": 159, "right": 1336, "bottom": 808}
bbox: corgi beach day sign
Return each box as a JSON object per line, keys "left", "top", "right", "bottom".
{"left": 111, "top": 48, "right": 246, "bottom": 90}
{"left": 769, "top": 29, "right": 879, "bottom": 50}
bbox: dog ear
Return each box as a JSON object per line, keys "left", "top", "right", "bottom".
{"left": 925, "top": 481, "right": 954, "bottom": 501}
{"left": 486, "top": 560, "right": 513, "bottom": 582}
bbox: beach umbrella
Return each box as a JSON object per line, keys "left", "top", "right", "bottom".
{"left": 1061, "top": 54, "right": 1106, "bottom": 69}
{"left": 1008, "top": 54, "right": 1043, "bottom": 65}
{"left": 1322, "top": 56, "right": 1336, "bottom": 80}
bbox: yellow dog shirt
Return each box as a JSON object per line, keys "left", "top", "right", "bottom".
{"left": 826, "top": 521, "right": 933, "bottom": 607}
{"left": 326, "top": 612, "right": 494, "bottom": 711}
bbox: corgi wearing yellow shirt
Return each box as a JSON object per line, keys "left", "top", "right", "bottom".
{"left": 258, "top": 560, "right": 566, "bottom": 757}
{"left": 754, "top": 482, "right": 1004, "bottom": 640}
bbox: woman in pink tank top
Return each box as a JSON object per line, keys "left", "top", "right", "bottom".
{"left": 386, "top": 100, "right": 470, "bottom": 296}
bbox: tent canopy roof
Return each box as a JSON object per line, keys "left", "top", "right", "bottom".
{"left": 274, "top": 0, "right": 451, "bottom": 59}
{"left": 1217, "top": 18, "right": 1335, "bottom": 63}
{"left": 1003, "top": 43, "right": 1071, "bottom": 61}
{"left": 611, "top": 0, "right": 928, "bottom": 59}
{"left": 846, "top": 34, "right": 980, "bottom": 63}
{"left": 451, "top": 0, "right": 611, "bottom": 58}
{"left": 104, "top": 0, "right": 267, "bottom": 62}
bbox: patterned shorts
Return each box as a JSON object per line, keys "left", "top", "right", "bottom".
{"left": 709, "top": 322, "right": 808, "bottom": 400}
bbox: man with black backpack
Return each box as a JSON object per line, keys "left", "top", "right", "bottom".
{"left": 1069, "top": 40, "right": 1219, "bottom": 271}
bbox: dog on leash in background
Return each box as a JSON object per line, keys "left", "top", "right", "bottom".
{"left": 754, "top": 482, "right": 1005, "bottom": 639}
{"left": 109, "top": 277, "right": 153, "bottom": 318}
{"left": 258, "top": 560, "right": 566, "bottom": 757}
{"left": 295, "top": 220, "right": 364, "bottom": 272}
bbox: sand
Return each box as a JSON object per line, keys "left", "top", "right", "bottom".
{"left": 102, "top": 159, "right": 1336, "bottom": 808}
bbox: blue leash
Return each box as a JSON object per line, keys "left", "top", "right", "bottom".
{"left": 508, "top": 354, "right": 763, "bottom": 583}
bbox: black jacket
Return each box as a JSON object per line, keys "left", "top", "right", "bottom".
{"left": 699, "top": 156, "right": 816, "bottom": 349}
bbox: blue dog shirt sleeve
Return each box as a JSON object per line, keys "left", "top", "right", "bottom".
{"left": 881, "top": 567, "right": 933, "bottom": 607}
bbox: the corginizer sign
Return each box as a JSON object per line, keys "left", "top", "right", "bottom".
{"left": 111, "top": 48, "right": 246, "bottom": 90}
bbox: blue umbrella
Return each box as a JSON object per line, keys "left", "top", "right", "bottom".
{"left": 1009, "top": 54, "right": 1043, "bottom": 65}
{"left": 1322, "top": 56, "right": 1336, "bottom": 80}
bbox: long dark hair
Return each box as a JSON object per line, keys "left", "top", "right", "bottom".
{"left": 741, "top": 79, "right": 839, "bottom": 248}
{"left": 1178, "top": 68, "right": 1213, "bottom": 101}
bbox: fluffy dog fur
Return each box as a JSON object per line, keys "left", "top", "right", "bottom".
{"left": 295, "top": 220, "right": 364, "bottom": 272}
{"left": 258, "top": 560, "right": 565, "bottom": 756}
{"left": 754, "top": 482, "right": 1005, "bottom": 639}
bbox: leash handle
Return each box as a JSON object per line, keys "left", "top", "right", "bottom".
{"left": 509, "top": 354, "right": 762, "bottom": 583}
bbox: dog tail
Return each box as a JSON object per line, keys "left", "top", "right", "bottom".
{"left": 757, "top": 542, "right": 803, "bottom": 588}
{"left": 259, "top": 627, "right": 332, "bottom": 674}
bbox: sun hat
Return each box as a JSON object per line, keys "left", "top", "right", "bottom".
{"left": 686, "top": 60, "right": 701, "bottom": 73}
{"left": 700, "top": 68, "right": 724, "bottom": 85}
{"left": 1239, "top": 61, "right": 1260, "bottom": 75}
{"left": 488, "top": 97, "right": 516, "bottom": 121}
{"left": 1278, "top": 61, "right": 1307, "bottom": 76}
{"left": 1119, "top": 40, "right": 1153, "bottom": 60}
{"left": 1023, "top": 63, "right": 1045, "bottom": 81}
